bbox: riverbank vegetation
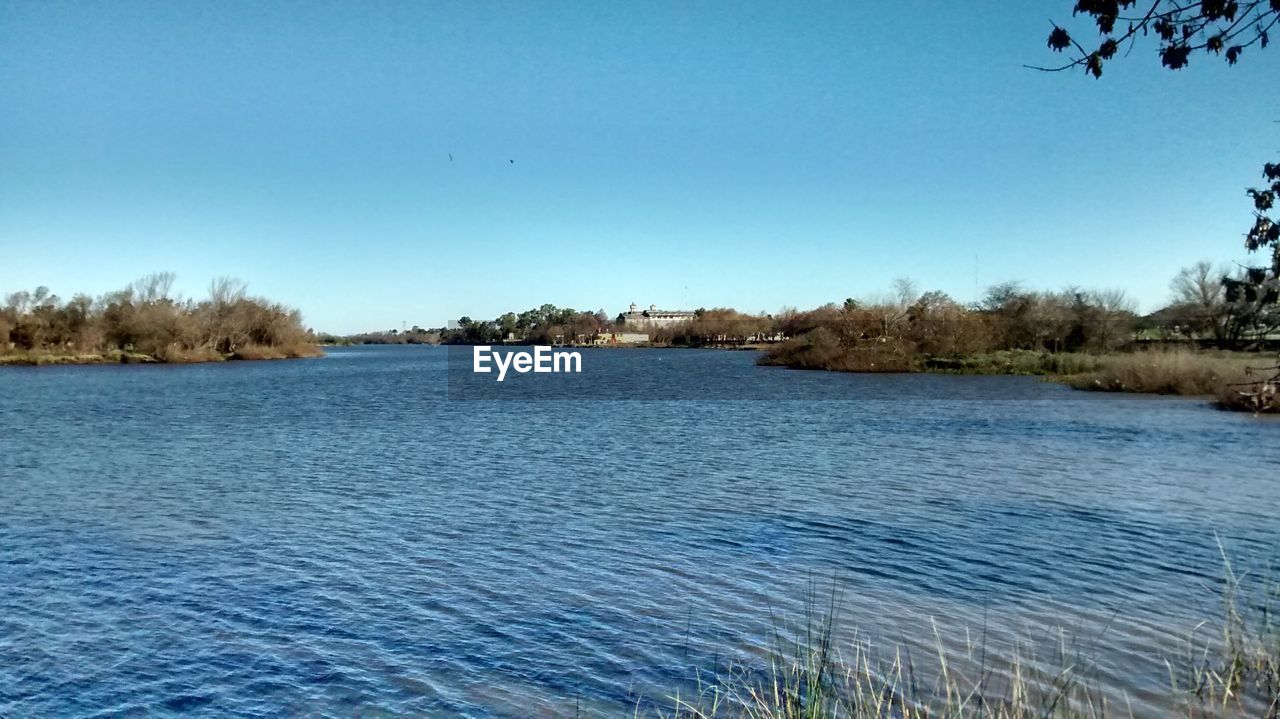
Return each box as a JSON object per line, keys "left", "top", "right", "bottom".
{"left": 649, "top": 308, "right": 777, "bottom": 347}
{"left": 1022, "top": 0, "right": 1280, "bottom": 412}
{"left": 758, "top": 266, "right": 1280, "bottom": 413}
{"left": 343, "top": 305, "right": 778, "bottom": 348}
{"left": 646, "top": 556, "right": 1279, "bottom": 718}
{"left": 341, "top": 263, "right": 1279, "bottom": 410}
{"left": 317, "top": 327, "right": 440, "bottom": 346}
{"left": 440, "top": 305, "right": 613, "bottom": 345}
{"left": 0, "top": 274, "right": 321, "bottom": 365}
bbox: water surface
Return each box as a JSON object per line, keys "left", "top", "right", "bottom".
{"left": 2, "top": 346, "right": 1277, "bottom": 716}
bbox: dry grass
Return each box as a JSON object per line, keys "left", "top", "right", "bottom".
{"left": 1183, "top": 550, "right": 1280, "bottom": 715}
{"left": 1061, "top": 349, "right": 1280, "bottom": 413}
{"left": 1059, "top": 350, "right": 1256, "bottom": 396}
{"left": 0, "top": 349, "right": 156, "bottom": 365}
{"left": 641, "top": 556, "right": 1280, "bottom": 719}
{"left": 153, "top": 344, "right": 225, "bottom": 363}
{"left": 228, "top": 342, "right": 324, "bottom": 360}
{"left": 657, "top": 628, "right": 1119, "bottom": 719}
{"left": 761, "top": 343, "right": 1279, "bottom": 413}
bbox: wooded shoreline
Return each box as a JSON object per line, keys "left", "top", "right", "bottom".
{"left": 5, "top": 272, "right": 1276, "bottom": 412}
{"left": 0, "top": 274, "right": 322, "bottom": 366}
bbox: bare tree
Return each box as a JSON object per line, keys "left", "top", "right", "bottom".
{"left": 1168, "top": 261, "right": 1231, "bottom": 341}
{"left": 132, "top": 272, "right": 176, "bottom": 303}
{"left": 891, "top": 277, "right": 919, "bottom": 310}
{"left": 1090, "top": 288, "right": 1138, "bottom": 351}
{"left": 207, "top": 277, "right": 248, "bottom": 307}
{"left": 1172, "top": 261, "right": 1225, "bottom": 307}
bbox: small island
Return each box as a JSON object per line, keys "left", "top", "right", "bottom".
{"left": 0, "top": 273, "right": 321, "bottom": 366}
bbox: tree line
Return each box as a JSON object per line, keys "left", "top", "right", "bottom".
{"left": 422, "top": 305, "right": 778, "bottom": 347}
{"left": 437, "top": 305, "right": 610, "bottom": 345}
{"left": 763, "top": 262, "right": 1278, "bottom": 371}
{"left": 401, "top": 260, "right": 1276, "bottom": 354}
{"left": 760, "top": 263, "right": 1279, "bottom": 372}
{"left": 0, "top": 273, "right": 318, "bottom": 363}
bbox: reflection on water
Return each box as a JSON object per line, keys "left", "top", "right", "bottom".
{"left": 1, "top": 345, "right": 1277, "bottom": 716}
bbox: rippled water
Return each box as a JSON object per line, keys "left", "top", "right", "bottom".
{"left": 2, "top": 345, "right": 1278, "bottom": 717}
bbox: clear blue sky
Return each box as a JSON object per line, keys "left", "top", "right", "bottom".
{"left": 1, "top": 1, "right": 1275, "bottom": 333}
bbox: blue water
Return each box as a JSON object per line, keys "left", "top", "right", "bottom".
{"left": 2, "top": 346, "right": 1277, "bottom": 716}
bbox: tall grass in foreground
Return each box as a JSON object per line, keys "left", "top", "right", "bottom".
{"left": 1171, "top": 551, "right": 1280, "bottom": 716}
{"left": 640, "top": 559, "right": 1280, "bottom": 719}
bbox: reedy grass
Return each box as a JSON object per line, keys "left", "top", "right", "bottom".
{"left": 1059, "top": 349, "right": 1280, "bottom": 413}
{"left": 1060, "top": 350, "right": 1256, "bottom": 397}
{"left": 653, "top": 622, "right": 1123, "bottom": 719}
{"left": 228, "top": 341, "right": 325, "bottom": 360}
{"left": 1170, "top": 546, "right": 1280, "bottom": 716}
{"left": 924, "top": 350, "right": 1104, "bottom": 377}
{"left": 765, "top": 342, "right": 1279, "bottom": 412}
{"left": 639, "top": 555, "right": 1280, "bottom": 719}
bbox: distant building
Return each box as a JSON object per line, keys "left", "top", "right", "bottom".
{"left": 593, "top": 331, "right": 651, "bottom": 346}
{"left": 620, "top": 303, "right": 695, "bottom": 329}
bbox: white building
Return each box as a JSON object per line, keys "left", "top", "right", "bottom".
{"left": 620, "top": 303, "right": 695, "bottom": 329}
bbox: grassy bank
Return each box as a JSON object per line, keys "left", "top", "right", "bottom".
{"left": 645, "top": 560, "right": 1279, "bottom": 718}
{"left": 1059, "top": 351, "right": 1280, "bottom": 413}
{"left": 1057, "top": 350, "right": 1254, "bottom": 394}
{"left": 759, "top": 343, "right": 1280, "bottom": 413}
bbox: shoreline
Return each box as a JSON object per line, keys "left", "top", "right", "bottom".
{"left": 758, "top": 346, "right": 1279, "bottom": 413}
{"left": 6, "top": 343, "right": 1273, "bottom": 413}
{"left": 0, "top": 345, "right": 325, "bottom": 367}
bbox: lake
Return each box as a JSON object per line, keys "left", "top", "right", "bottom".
{"left": 2, "top": 345, "right": 1277, "bottom": 716}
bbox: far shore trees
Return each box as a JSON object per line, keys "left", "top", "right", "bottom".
{"left": 651, "top": 308, "right": 775, "bottom": 347}
{"left": 405, "top": 262, "right": 1275, "bottom": 354}
{"left": 436, "top": 304, "right": 607, "bottom": 346}
{"left": 1168, "top": 260, "right": 1232, "bottom": 341}
{"left": 0, "top": 274, "right": 318, "bottom": 363}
